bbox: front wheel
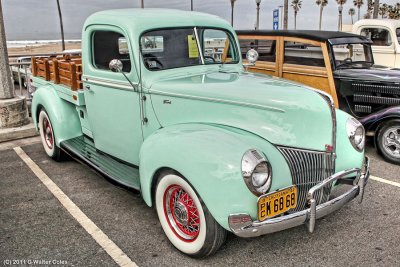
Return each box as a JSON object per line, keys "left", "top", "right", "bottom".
{"left": 155, "top": 171, "right": 226, "bottom": 257}
{"left": 376, "top": 119, "right": 400, "bottom": 165}
{"left": 38, "top": 109, "right": 62, "bottom": 161}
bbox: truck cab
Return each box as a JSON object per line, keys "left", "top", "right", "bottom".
{"left": 353, "top": 19, "right": 400, "bottom": 68}
{"left": 31, "top": 9, "right": 369, "bottom": 257}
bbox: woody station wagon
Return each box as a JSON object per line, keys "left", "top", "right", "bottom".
{"left": 31, "top": 9, "right": 369, "bottom": 257}
{"left": 237, "top": 30, "right": 400, "bottom": 164}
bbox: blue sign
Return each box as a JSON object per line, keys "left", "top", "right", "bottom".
{"left": 273, "top": 9, "right": 279, "bottom": 30}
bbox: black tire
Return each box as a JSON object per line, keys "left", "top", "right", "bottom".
{"left": 38, "top": 109, "right": 64, "bottom": 161}
{"left": 376, "top": 119, "right": 400, "bottom": 165}
{"left": 155, "top": 170, "right": 226, "bottom": 258}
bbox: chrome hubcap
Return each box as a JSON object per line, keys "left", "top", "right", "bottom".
{"left": 42, "top": 117, "right": 53, "bottom": 149}
{"left": 164, "top": 184, "right": 200, "bottom": 242}
{"left": 382, "top": 126, "right": 400, "bottom": 158}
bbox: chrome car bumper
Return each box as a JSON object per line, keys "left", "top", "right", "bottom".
{"left": 228, "top": 157, "right": 370, "bottom": 238}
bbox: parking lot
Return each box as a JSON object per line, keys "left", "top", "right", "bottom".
{"left": 1, "top": 137, "right": 399, "bottom": 267}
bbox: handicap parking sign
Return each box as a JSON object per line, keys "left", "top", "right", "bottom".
{"left": 273, "top": 9, "right": 279, "bottom": 30}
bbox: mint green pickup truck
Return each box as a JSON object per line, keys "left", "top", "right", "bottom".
{"left": 31, "top": 9, "right": 369, "bottom": 257}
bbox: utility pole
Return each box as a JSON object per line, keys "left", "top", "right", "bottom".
{"left": 283, "top": 0, "right": 288, "bottom": 30}
{"left": 141, "top": 0, "right": 144, "bottom": 8}
{"left": 0, "top": 1, "right": 29, "bottom": 128}
{"left": 255, "top": 0, "right": 261, "bottom": 30}
{"left": 191, "top": 0, "right": 193, "bottom": 11}
{"left": 56, "top": 0, "right": 65, "bottom": 51}
{"left": 230, "top": 0, "right": 236, "bottom": 27}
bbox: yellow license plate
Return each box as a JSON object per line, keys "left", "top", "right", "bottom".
{"left": 258, "top": 186, "right": 297, "bottom": 221}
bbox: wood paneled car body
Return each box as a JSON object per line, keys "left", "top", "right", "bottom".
{"left": 237, "top": 30, "right": 400, "bottom": 164}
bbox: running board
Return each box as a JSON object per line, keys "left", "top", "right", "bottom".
{"left": 60, "top": 136, "right": 140, "bottom": 190}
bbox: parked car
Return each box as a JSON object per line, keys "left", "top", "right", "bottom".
{"left": 11, "top": 56, "right": 31, "bottom": 88}
{"left": 237, "top": 30, "right": 400, "bottom": 164}
{"left": 352, "top": 19, "right": 400, "bottom": 68}
{"left": 31, "top": 9, "right": 369, "bottom": 257}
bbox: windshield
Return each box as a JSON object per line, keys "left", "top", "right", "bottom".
{"left": 332, "top": 43, "right": 373, "bottom": 69}
{"left": 397, "top": 28, "right": 400, "bottom": 43}
{"left": 140, "top": 28, "right": 239, "bottom": 71}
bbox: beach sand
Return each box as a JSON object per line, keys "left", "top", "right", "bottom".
{"left": 7, "top": 43, "right": 81, "bottom": 62}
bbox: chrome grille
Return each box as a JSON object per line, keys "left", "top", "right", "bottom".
{"left": 278, "top": 147, "right": 335, "bottom": 212}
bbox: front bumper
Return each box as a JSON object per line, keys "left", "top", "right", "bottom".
{"left": 228, "top": 157, "right": 370, "bottom": 238}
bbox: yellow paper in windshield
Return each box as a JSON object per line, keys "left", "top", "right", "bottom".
{"left": 188, "top": 35, "right": 199, "bottom": 58}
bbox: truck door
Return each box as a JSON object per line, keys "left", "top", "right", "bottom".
{"left": 82, "top": 26, "right": 142, "bottom": 165}
{"left": 360, "top": 27, "right": 396, "bottom": 67}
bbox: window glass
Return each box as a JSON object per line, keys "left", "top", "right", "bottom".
{"left": 201, "top": 29, "right": 238, "bottom": 64}
{"left": 93, "top": 31, "right": 131, "bottom": 72}
{"left": 360, "top": 28, "right": 392, "bottom": 46}
{"left": 140, "top": 28, "right": 239, "bottom": 71}
{"left": 239, "top": 39, "right": 276, "bottom": 63}
{"left": 141, "top": 28, "right": 200, "bottom": 71}
{"left": 396, "top": 28, "right": 400, "bottom": 43}
{"left": 284, "top": 42, "right": 325, "bottom": 67}
{"left": 332, "top": 43, "right": 373, "bottom": 69}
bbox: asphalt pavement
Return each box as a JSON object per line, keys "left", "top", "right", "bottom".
{"left": 1, "top": 138, "right": 399, "bottom": 267}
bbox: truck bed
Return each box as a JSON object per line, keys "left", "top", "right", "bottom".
{"left": 31, "top": 54, "right": 83, "bottom": 91}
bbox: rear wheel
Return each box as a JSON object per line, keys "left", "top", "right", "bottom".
{"left": 38, "top": 109, "right": 62, "bottom": 161}
{"left": 376, "top": 119, "right": 400, "bottom": 165}
{"left": 155, "top": 171, "right": 226, "bottom": 257}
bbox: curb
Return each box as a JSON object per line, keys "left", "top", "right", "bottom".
{"left": 0, "top": 120, "right": 38, "bottom": 143}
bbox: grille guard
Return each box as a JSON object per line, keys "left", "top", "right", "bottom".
{"left": 228, "top": 157, "right": 370, "bottom": 238}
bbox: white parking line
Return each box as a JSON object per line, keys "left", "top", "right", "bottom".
{"left": 13, "top": 147, "right": 138, "bottom": 267}
{"left": 370, "top": 175, "right": 400, "bottom": 188}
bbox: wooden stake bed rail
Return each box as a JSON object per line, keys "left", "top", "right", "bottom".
{"left": 31, "top": 55, "right": 83, "bottom": 90}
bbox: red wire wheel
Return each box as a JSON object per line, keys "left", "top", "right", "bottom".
{"left": 163, "top": 184, "right": 201, "bottom": 242}
{"left": 42, "top": 117, "right": 54, "bottom": 149}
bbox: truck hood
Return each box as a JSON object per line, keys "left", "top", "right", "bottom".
{"left": 334, "top": 65, "right": 400, "bottom": 83}
{"left": 148, "top": 72, "right": 334, "bottom": 151}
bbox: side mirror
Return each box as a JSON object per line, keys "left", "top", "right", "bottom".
{"left": 109, "top": 59, "right": 123, "bottom": 72}
{"left": 246, "top": 49, "right": 259, "bottom": 65}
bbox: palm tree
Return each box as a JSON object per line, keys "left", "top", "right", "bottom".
{"left": 336, "top": 0, "right": 347, "bottom": 31}
{"left": 348, "top": 8, "right": 355, "bottom": 24}
{"left": 316, "top": 0, "right": 328, "bottom": 30}
{"left": 284, "top": 0, "right": 289, "bottom": 30}
{"left": 366, "top": 0, "right": 373, "bottom": 18}
{"left": 56, "top": 0, "right": 65, "bottom": 51}
{"left": 291, "top": 0, "right": 302, "bottom": 30}
{"left": 373, "top": 0, "right": 379, "bottom": 18}
{"left": 353, "top": 0, "right": 364, "bottom": 21}
{"left": 379, "top": 3, "right": 388, "bottom": 18}
{"left": 230, "top": 0, "right": 236, "bottom": 27}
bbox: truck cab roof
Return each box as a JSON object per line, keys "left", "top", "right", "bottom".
{"left": 84, "top": 8, "right": 232, "bottom": 35}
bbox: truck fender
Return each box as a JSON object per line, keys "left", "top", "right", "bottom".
{"left": 359, "top": 106, "right": 400, "bottom": 132}
{"left": 139, "top": 123, "right": 292, "bottom": 230}
{"left": 32, "top": 84, "right": 82, "bottom": 146}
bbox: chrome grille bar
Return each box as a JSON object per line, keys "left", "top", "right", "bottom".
{"left": 278, "top": 147, "right": 335, "bottom": 212}
{"left": 354, "top": 94, "right": 400, "bottom": 105}
{"left": 353, "top": 82, "right": 400, "bottom": 95}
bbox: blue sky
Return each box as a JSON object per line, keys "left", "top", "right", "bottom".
{"left": 2, "top": 0, "right": 399, "bottom": 40}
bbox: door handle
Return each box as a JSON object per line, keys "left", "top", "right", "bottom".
{"left": 85, "top": 85, "right": 91, "bottom": 90}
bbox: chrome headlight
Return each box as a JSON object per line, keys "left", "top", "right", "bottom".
{"left": 346, "top": 117, "right": 365, "bottom": 152}
{"left": 241, "top": 149, "right": 272, "bottom": 196}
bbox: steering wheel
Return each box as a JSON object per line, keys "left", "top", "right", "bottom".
{"left": 144, "top": 55, "right": 164, "bottom": 70}
{"left": 204, "top": 56, "right": 216, "bottom": 64}
{"left": 343, "top": 57, "right": 353, "bottom": 63}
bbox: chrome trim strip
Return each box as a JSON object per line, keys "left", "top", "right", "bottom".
{"left": 82, "top": 75, "right": 137, "bottom": 91}
{"left": 194, "top": 27, "right": 205, "bottom": 65}
{"left": 149, "top": 90, "right": 285, "bottom": 113}
{"left": 228, "top": 157, "right": 369, "bottom": 238}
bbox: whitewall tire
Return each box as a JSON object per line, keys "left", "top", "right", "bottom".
{"left": 155, "top": 171, "right": 226, "bottom": 257}
{"left": 38, "top": 109, "right": 61, "bottom": 160}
